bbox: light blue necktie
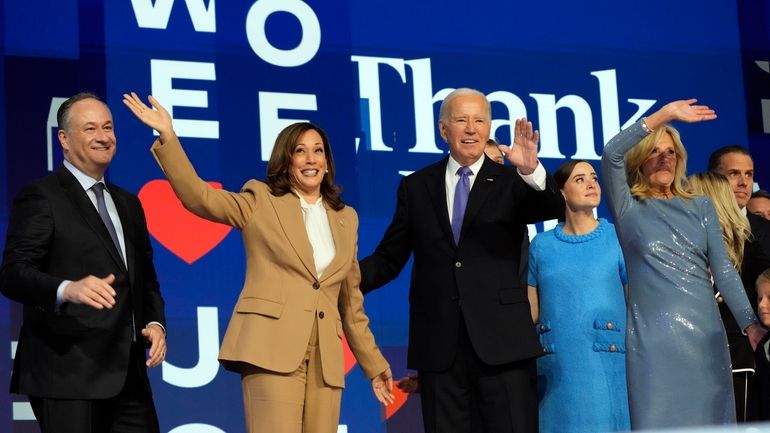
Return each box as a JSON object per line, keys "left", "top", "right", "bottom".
{"left": 452, "top": 166, "right": 472, "bottom": 244}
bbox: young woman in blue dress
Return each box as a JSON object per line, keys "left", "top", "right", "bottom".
{"left": 527, "top": 159, "right": 630, "bottom": 433}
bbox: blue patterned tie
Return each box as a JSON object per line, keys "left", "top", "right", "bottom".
{"left": 452, "top": 166, "right": 472, "bottom": 244}
{"left": 92, "top": 182, "right": 125, "bottom": 263}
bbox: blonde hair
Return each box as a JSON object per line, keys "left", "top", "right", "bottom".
{"left": 687, "top": 172, "right": 750, "bottom": 270}
{"left": 624, "top": 125, "right": 693, "bottom": 200}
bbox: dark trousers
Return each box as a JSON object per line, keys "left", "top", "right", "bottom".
{"left": 419, "top": 317, "right": 538, "bottom": 433}
{"left": 734, "top": 370, "right": 761, "bottom": 422}
{"left": 29, "top": 344, "right": 160, "bottom": 433}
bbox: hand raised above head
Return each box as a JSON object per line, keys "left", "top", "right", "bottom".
{"left": 122, "top": 92, "right": 175, "bottom": 138}
{"left": 662, "top": 99, "right": 717, "bottom": 123}
{"left": 645, "top": 99, "right": 718, "bottom": 130}
{"left": 500, "top": 117, "right": 540, "bottom": 175}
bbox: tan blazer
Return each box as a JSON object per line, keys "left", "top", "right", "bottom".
{"left": 151, "top": 136, "right": 388, "bottom": 387}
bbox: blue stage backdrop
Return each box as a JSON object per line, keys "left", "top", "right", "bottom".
{"left": 2, "top": 1, "right": 770, "bottom": 432}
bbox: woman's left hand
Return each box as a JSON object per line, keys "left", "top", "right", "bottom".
{"left": 371, "top": 367, "right": 395, "bottom": 406}
{"left": 746, "top": 322, "right": 767, "bottom": 351}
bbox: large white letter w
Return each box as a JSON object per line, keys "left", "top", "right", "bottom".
{"left": 130, "top": 0, "right": 216, "bottom": 32}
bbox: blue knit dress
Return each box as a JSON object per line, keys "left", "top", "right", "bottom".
{"left": 529, "top": 218, "right": 630, "bottom": 433}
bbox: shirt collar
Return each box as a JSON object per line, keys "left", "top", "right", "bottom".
{"left": 63, "top": 160, "right": 105, "bottom": 191}
{"left": 447, "top": 154, "right": 484, "bottom": 176}
{"left": 294, "top": 190, "right": 324, "bottom": 209}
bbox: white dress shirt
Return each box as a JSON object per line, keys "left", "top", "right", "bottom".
{"left": 445, "top": 155, "right": 547, "bottom": 225}
{"left": 298, "top": 194, "right": 336, "bottom": 278}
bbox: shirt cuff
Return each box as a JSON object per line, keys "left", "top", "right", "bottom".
{"left": 146, "top": 321, "right": 166, "bottom": 335}
{"left": 56, "top": 280, "right": 71, "bottom": 306}
{"left": 517, "top": 162, "right": 547, "bottom": 191}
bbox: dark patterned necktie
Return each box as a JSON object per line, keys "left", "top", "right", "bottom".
{"left": 91, "top": 182, "right": 125, "bottom": 263}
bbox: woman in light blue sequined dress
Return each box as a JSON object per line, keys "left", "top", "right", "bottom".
{"left": 600, "top": 99, "right": 765, "bottom": 429}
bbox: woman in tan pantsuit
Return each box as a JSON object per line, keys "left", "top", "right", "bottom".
{"left": 123, "top": 93, "right": 394, "bottom": 433}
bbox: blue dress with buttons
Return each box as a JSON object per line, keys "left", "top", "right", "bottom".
{"left": 601, "top": 121, "right": 757, "bottom": 429}
{"left": 529, "top": 218, "right": 630, "bottom": 433}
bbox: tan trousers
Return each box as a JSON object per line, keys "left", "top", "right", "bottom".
{"left": 241, "top": 320, "right": 342, "bottom": 433}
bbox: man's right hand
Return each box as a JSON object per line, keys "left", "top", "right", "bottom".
{"left": 62, "top": 274, "right": 117, "bottom": 309}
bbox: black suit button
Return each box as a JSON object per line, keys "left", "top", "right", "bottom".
{"left": 318, "top": 311, "right": 325, "bottom": 319}
{"left": 312, "top": 281, "right": 320, "bottom": 290}
{"left": 455, "top": 261, "right": 462, "bottom": 268}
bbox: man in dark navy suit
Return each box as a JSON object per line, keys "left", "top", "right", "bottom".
{"left": 360, "top": 88, "right": 563, "bottom": 433}
{"left": 0, "top": 93, "right": 167, "bottom": 433}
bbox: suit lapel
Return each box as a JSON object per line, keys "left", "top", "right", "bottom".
{"left": 269, "top": 192, "right": 317, "bottom": 278}
{"left": 460, "top": 159, "right": 501, "bottom": 243}
{"left": 320, "top": 205, "right": 348, "bottom": 283}
{"left": 57, "top": 167, "right": 127, "bottom": 271}
{"left": 424, "top": 157, "right": 454, "bottom": 244}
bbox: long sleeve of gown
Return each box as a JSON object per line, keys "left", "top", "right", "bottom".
{"left": 702, "top": 198, "right": 757, "bottom": 332}
{"left": 600, "top": 121, "right": 649, "bottom": 220}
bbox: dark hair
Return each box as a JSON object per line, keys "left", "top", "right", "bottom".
{"left": 752, "top": 189, "right": 770, "bottom": 201}
{"left": 553, "top": 159, "right": 593, "bottom": 190}
{"left": 708, "top": 145, "right": 752, "bottom": 173}
{"left": 266, "top": 122, "right": 344, "bottom": 211}
{"left": 57, "top": 92, "right": 104, "bottom": 132}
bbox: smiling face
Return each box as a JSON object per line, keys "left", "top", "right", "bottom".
{"left": 714, "top": 152, "right": 754, "bottom": 209}
{"left": 58, "top": 98, "right": 116, "bottom": 179}
{"left": 289, "top": 129, "right": 327, "bottom": 202}
{"left": 640, "top": 132, "right": 678, "bottom": 195}
{"left": 561, "top": 161, "right": 601, "bottom": 212}
{"left": 439, "top": 92, "right": 491, "bottom": 167}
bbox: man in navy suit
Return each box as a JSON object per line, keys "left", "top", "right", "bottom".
{"left": 360, "top": 88, "right": 563, "bottom": 433}
{"left": 0, "top": 93, "right": 167, "bottom": 433}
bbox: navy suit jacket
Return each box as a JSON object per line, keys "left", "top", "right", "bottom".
{"left": 0, "top": 166, "right": 165, "bottom": 399}
{"left": 360, "top": 156, "right": 564, "bottom": 371}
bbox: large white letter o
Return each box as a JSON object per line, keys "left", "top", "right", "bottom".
{"left": 245, "top": 0, "right": 320, "bottom": 67}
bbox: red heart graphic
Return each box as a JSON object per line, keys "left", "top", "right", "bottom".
{"left": 341, "top": 334, "right": 357, "bottom": 375}
{"left": 385, "top": 385, "right": 409, "bottom": 419}
{"left": 342, "top": 334, "right": 408, "bottom": 418}
{"left": 139, "top": 179, "right": 233, "bottom": 264}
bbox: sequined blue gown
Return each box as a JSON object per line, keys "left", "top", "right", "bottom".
{"left": 601, "top": 121, "right": 757, "bottom": 429}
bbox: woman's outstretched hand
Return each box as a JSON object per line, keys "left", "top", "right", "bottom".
{"left": 122, "top": 92, "right": 175, "bottom": 138}
{"left": 371, "top": 367, "right": 395, "bottom": 406}
{"left": 644, "top": 99, "right": 717, "bottom": 131}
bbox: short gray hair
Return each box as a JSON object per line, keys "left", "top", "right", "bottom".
{"left": 438, "top": 88, "right": 490, "bottom": 122}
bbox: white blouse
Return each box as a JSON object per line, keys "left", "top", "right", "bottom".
{"left": 298, "top": 195, "right": 336, "bottom": 277}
